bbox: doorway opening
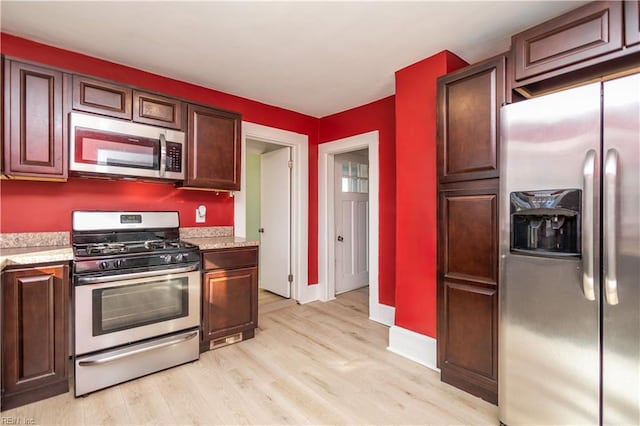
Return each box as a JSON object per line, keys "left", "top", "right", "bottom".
{"left": 334, "top": 149, "right": 369, "bottom": 296}
{"left": 235, "top": 122, "right": 311, "bottom": 304}
{"left": 245, "top": 140, "right": 292, "bottom": 302}
{"left": 318, "top": 131, "right": 394, "bottom": 326}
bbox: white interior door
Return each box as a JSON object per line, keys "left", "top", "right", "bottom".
{"left": 260, "top": 147, "right": 291, "bottom": 298}
{"left": 335, "top": 154, "right": 369, "bottom": 294}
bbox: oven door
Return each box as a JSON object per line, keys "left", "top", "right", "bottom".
{"left": 74, "top": 266, "right": 200, "bottom": 356}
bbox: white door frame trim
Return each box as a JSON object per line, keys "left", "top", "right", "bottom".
{"left": 319, "top": 131, "right": 394, "bottom": 326}
{"left": 236, "top": 122, "right": 314, "bottom": 303}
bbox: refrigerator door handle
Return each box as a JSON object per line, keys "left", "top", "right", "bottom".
{"left": 582, "top": 150, "right": 596, "bottom": 301}
{"left": 604, "top": 148, "right": 619, "bottom": 305}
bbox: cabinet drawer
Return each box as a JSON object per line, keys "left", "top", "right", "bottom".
{"left": 133, "top": 91, "right": 184, "bottom": 130}
{"left": 72, "top": 76, "right": 132, "bottom": 119}
{"left": 513, "top": 1, "right": 624, "bottom": 82}
{"left": 202, "top": 247, "right": 258, "bottom": 270}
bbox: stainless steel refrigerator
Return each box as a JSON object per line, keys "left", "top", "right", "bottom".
{"left": 499, "top": 73, "right": 639, "bottom": 425}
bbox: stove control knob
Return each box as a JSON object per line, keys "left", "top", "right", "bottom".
{"left": 161, "top": 254, "right": 172, "bottom": 264}
{"left": 114, "top": 259, "right": 125, "bottom": 268}
{"left": 174, "top": 253, "right": 184, "bottom": 263}
{"left": 99, "top": 261, "right": 109, "bottom": 270}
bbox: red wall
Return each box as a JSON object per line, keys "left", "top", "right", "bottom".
{"left": 394, "top": 51, "right": 467, "bottom": 337}
{"left": 1, "top": 179, "right": 234, "bottom": 232}
{"left": 318, "top": 96, "right": 396, "bottom": 306}
{"left": 0, "top": 33, "right": 320, "bottom": 284}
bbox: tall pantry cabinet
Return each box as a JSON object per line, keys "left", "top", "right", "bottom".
{"left": 436, "top": 54, "right": 506, "bottom": 405}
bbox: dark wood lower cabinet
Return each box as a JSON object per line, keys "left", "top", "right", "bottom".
{"left": 437, "top": 180, "right": 498, "bottom": 404}
{"left": 200, "top": 247, "right": 258, "bottom": 352}
{"left": 1, "top": 265, "right": 69, "bottom": 410}
{"left": 440, "top": 281, "right": 497, "bottom": 402}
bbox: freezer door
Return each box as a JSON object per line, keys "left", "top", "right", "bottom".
{"left": 602, "top": 73, "right": 640, "bottom": 426}
{"left": 498, "top": 82, "right": 601, "bottom": 425}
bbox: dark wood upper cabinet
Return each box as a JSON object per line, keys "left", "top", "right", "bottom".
{"left": 183, "top": 104, "right": 241, "bottom": 191}
{"left": 626, "top": 1, "right": 640, "bottom": 46}
{"left": 509, "top": 1, "right": 640, "bottom": 96}
{"left": 73, "top": 77, "right": 186, "bottom": 130}
{"left": 437, "top": 55, "right": 505, "bottom": 183}
{"left": 72, "top": 75, "right": 132, "bottom": 119}
{"left": 133, "top": 90, "right": 184, "bottom": 130}
{"left": 1, "top": 264, "right": 69, "bottom": 410}
{"left": 513, "top": 2, "right": 624, "bottom": 82}
{"left": 3, "top": 59, "right": 68, "bottom": 180}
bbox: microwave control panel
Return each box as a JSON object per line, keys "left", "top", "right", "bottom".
{"left": 166, "top": 142, "right": 183, "bottom": 173}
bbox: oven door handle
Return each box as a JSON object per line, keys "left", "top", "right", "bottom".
{"left": 77, "top": 330, "right": 198, "bottom": 366}
{"left": 76, "top": 263, "right": 199, "bottom": 285}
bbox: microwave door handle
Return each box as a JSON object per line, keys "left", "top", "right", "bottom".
{"left": 159, "top": 133, "right": 167, "bottom": 177}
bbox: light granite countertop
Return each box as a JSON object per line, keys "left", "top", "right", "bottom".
{"left": 0, "top": 245, "right": 74, "bottom": 270}
{"left": 180, "top": 226, "right": 259, "bottom": 250}
{"left": 182, "top": 236, "right": 259, "bottom": 251}
{"left": 0, "top": 227, "right": 257, "bottom": 271}
{"left": 0, "top": 231, "right": 73, "bottom": 270}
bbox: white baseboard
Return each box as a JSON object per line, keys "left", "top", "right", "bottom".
{"left": 369, "top": 302, "right": 395, "bottom": 327}
{"left": 297, "top": 283, "right": 320, "bottom": 304}
{"left": 387, "top": 325, "right": 439, "bottom": 371}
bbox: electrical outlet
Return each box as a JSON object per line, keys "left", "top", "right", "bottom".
{"left": 196, "top": 205, "right": 206, "bottom": 223}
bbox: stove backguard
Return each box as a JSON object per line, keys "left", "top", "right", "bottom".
{"left": 510, "top": 189, "right": 581, "bottom": 257}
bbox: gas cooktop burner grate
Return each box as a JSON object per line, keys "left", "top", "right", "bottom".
{"left": 74, "top": 239, "right": 197, "bottom": 259}
{"left": 143, "top": 240, "right": 184, "bottom": 250}
{"left": 85, "top": 243, "right": 128, "bottom": 255}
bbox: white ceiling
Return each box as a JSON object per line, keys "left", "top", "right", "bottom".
{"left": 1, "top": 1, "right": 588, "bottom": 118}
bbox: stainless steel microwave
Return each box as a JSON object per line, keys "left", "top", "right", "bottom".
{"left": 69, "top": 112, "right": 186, "bottom": 181}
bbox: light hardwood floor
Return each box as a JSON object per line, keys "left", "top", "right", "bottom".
{"left": 259, "top": 288, "right": 286, "bottom": 305}
{"left": 259, "top": 288, "right": 297, "bottom": 314}
{"left": 2, "top": 287, "right": 498, "bottom": 425}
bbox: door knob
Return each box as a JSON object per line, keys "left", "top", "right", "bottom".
{"left": 337, "top": 235, "right": 344, "bottom": 242}
{"left": 258, "top": 228, "right": 264, "bottom": 233}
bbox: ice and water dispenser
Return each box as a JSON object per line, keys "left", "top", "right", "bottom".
{"left": 510, "top": 189, "right": 581, "bottom": 257}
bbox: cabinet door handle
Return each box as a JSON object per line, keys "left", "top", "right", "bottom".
{"left": 603, "top": 148, "right": 619, "bottom": 305}
{"left": 337, "top": 235, "right": 344, "bottom": 242}
{"left": 258, "top": 228, "right": 264, "bottom": 233}
{"left": 581, "top": 150, "right": 596, "bottom": 301}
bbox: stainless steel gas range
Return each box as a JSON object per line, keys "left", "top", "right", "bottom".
{"left": 71, "top": 211, "right": 200, "bottom": 396}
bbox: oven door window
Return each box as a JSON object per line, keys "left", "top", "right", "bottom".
{"left": 92, "top": 277, "right": 188, "bottom": 336}
{"left": 75, "top": 127, "right": 159, "bottom": 170}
